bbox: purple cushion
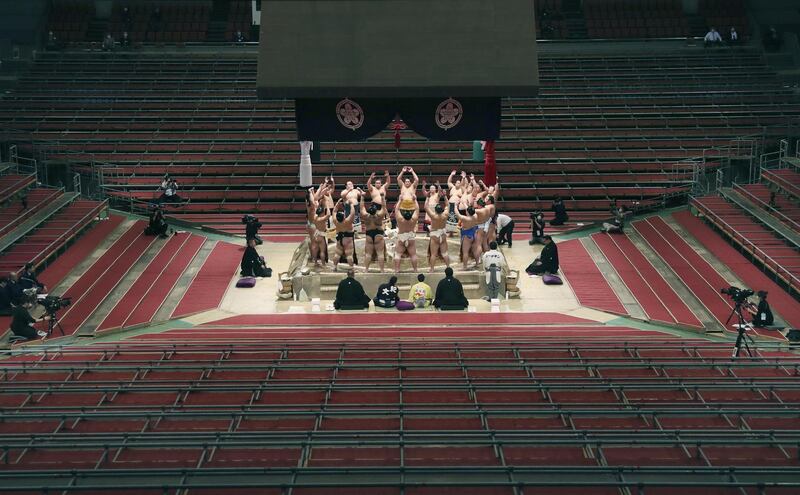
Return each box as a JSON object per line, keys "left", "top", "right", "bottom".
{"left": 542, "top": 274, "right": 563, "bottom": 285}
{"left": 236, "top": 277, "right": 257, "bottom": 288}
{"left": 396, "top": 300, "right": 415, "bottom": 311}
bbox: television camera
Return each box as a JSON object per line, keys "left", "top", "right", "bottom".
{"left": 720, "top": 286, "right": 756, "bottom": 358}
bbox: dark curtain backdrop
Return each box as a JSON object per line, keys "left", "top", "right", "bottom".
{"left": 295, "top": 97, "right": 500, "bottom": 142}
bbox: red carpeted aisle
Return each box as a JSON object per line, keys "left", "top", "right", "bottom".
{"left": 673, "top": 210, "right": 800, "bottom": 328}
{"left": 592, "top": 232, "right": 703, "bottom": 328}
{"left": 56, "top": 221, "right": 155, "bottom": 335}
{"left": 557, "top": 239, "right": 627, "bottom": 315}
{"left": 171, "top": 241, "right": 241, "bottom": 318}
{"left": 123, "top": 234, "right": 206, "bottom": 328}
{"left": 634, "top": 217, "right": 735, "bottom": 326}
{"left": 98, "top": 233, "right": 198, "bottom": 331}
{"left": 38, "top": 214, "right": 124, "bottom": 289}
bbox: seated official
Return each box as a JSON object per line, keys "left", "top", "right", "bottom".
{"left": 751, "top": 290, "right": 774, "bottom": 327}
{"left": 433, "top": 267, "right": 468, "bottom": 310}
{"left": 240, "top": 239, "right": 270, "bottom": 277}
{"left": 0, "top": 278, "right": 13, "bottom": 316}
{"left": 526, "top": 236, "right": 559, "bottom": 275}
{"left": 334, "top": 269, "right": 371, "bottom": 310}
{"left": 374, "top": 276, "right": 399, "bottom": 308}
{"left": 18, "top": 263, "right": 45, "bottom": 294}
{"left": 408, "top": 274, "right": 433, "bottom": 308}
{"left": 10, "top": 300, "right": 47, "bottom": 341}
{"left": 550, "top": 197, "right": 568, "bottom": 226}
{"left": 145, "top": 207, "right": 169, "bottom": 238}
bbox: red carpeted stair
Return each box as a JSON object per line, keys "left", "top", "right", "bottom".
{"left": 171, "top": 241, "right": 242, "bottom": 318}
{"left": 592, "top": 231, "right": 703, "bottom": 328}
{"left": 38, "top": 214, "right": 124, "bottom": 288}
{"left": 54, "top": 221, "right": 155, "bottom": 335}
{"left": 558, "top": 238, "right": 627, "bottom": 315}
{"left": 0, "top": 173, "right": 35, "bottom": 203}
{"left": 98, "top": 233, "right": 205, "bottom": 331}
{"left": 691, "top": 195, "right": 800, "bottom": 289}
{"left": 0, "top": 187, "right": 62, "bottom": 237}
{"left": 673, "top": 210, "right": 800, "bottom": 328}
{"left": 0, "top": 199, "right": 106, "bottom": 272}
{"left": 634, "top": 216, "right": 735, "bottom": 327}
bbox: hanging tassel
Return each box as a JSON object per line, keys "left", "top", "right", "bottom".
{"left": 390, "top": 119, "right": 407, "bottom": 151}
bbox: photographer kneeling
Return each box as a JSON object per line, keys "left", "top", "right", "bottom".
{"left": 243, "top": 215, "right": 263, "bottom": 245}
{"left": 240, "top": 239, "right": 271, "bottom": 278}
{"left": 145, "top": 206, "right": 169, "bottom": 238}
{"left": 10, "top": 300, "right": 47, "bottom": 341}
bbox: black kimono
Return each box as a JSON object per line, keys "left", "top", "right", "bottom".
{"left": 526, "top": 241, "right": 559, "bottom": 275}
{"left": 433, "top": 276, "right": 469, "bottom": 310}
{"left": 240, "top": 246, "right": 270, "bottom": 277}
{"left": 550, "top": 200, "right": 569, "bottom": 226}
{"left": 334, "top": 277, "right": 371, "bottom": 310}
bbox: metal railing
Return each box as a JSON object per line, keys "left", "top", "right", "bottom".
{"left": 691, "top": 197, "right": 800, "bottom": 293}
{"left": 731, "top": 182, "right": 800, "bottom": 232}
{"left": 758, "top": 138, "right": 789, "bottom": 174}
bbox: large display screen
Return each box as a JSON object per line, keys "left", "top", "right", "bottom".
{"left": 257, "top": 0, "right": 539, "bottom": 98}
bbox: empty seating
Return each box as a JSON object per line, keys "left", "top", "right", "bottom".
{"left": 691, "top": 195, "right": 800, "bottom": 292}
{"left": 4, "top": 49, "right": 796, "bottom": 236}
{"left": 762, "top": 167, "right": 800, "bottom": 200}
{"left": 0, "top": 327, "right": 798, "bottom": 493}
{"left": 0, "top": 173, "right": 35, "bottom": 204}
{"left": 0, "top": 198, "right": 107, "bottom": 273}
{"left": 734, "top": 183, "right": 800, "bottom": 232}
{"left": 674, "top": 210, "right": 800, "bottom": 327}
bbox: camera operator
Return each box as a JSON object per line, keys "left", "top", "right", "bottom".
{"left": 243, "top": 215, "right": 264, "bottom": 245}
{"left": 18, "top": 263, "right": 46, "bottom": 294}
{"left": 529, "top": 212, "right": 546, "bottom": 245}
{"left": 750, "top": 290, "right": 774, "bottom": 327}
{"left": 145, "top": 206, "right": 169, "bottom": 238}
{"left": 10, "top": 299, "right": 47, "bottom": 341}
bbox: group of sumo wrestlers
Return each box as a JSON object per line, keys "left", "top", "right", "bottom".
{"left": 306, "top": 167, "right": 501, "bottom": 273}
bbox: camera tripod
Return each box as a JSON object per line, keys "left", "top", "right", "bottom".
{"left": 45, "top": 310, "right": 65, "bottom": 337}
{"left": 726, "top": 301, "right": 756, "bottom": 358}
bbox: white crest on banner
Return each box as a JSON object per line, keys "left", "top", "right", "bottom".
{"left": 435, "top": 97, "right": 463, "bottom": 130}
{"left": 336, "top": 98, "right": 364, "bottom": 130}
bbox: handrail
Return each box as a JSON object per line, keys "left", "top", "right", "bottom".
{"left": 27, "top": 199, "right": 108, "bottom": 270}
{"left": 761, "top": 168, "right": 800, "bottom": 199}
{"left": 731, "top": 182, "right": 800, "bottom": 232}
{"left": 0, "top": 467, "right": 796, "bottom": 494}
{"left": 691, "top": 197, "right": 800, "bottom": 292}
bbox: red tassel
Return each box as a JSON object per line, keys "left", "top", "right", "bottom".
{"left": 394, "top": 129, "right": 401, "bottom": 150}
{"left": 483, "top": 140, "right": 496, "bottom": 186}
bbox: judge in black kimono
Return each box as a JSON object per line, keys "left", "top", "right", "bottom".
{"left": 240, "top": 239, "right": 270, "bottom": 277}
{"left": 334, "top": 269, "right": 371, "bottom": 310}
{"left": 526, "top": 235, "right": 559, "bottom": 275}
{"left": 433, "top": 267, "right": 468, "bottom": 310}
